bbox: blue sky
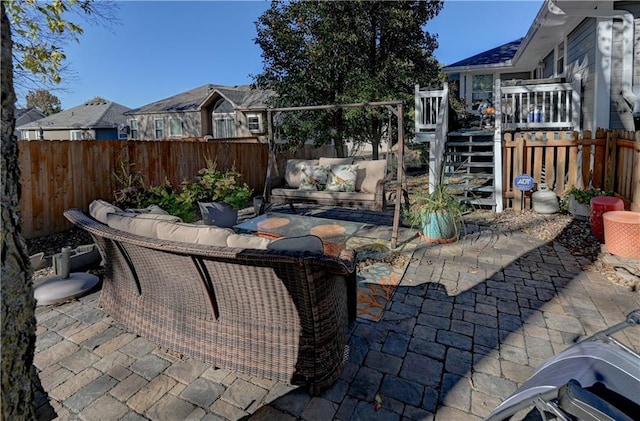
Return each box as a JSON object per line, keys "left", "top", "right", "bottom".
{"left": 34, "top": 0, "right": 544, "bottom": 110}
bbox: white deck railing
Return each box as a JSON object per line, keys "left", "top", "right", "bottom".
{"left": 496, "top": 77, "right": 581, "bottom": 130}
{"left": 414, "top": 84, "right": 448, "bottom": 132}
{"left": 414, "top": 84, "right": 449, "bottom": 193}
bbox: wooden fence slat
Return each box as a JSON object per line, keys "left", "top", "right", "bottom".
{"left": 603, "top": 131, "right": 618, "bottom": 191}
{"left": 532, "top": 143, "right": 544, "bottom": 185}
{"left": 514, "top": 134, "right": 524, "bottom": 207}
{"left": 620, "top": 148, "right": 631, "bottom": 198}
{"left": 592, "top": 141, "right": 605, "bottom": 189}
{"left": 544, "top": 135, "right": 555, "bottom": 188}
{"left": 555, "top": 143, "right": 567, "bottom": 194}
{"left": 633, "top": 147, "right": 640, "bottom": 211}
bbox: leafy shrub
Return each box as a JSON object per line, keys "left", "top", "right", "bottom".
{"left": 146, "top": 181, "right": 197, "bottom": 222}
{"left": 180, "top": 160, "right": 253, "bottom": 210}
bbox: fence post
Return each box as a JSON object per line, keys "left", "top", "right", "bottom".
{"left": 603, "top": 130, "right": 618, "bottom": 192}
{"left": 514, "top": 133, "right": 524, "bottom": 209}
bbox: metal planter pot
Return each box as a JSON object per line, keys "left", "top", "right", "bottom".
{"left": 198, "top": 202, "right": 238, "bottom": 228}
{"left": 419, "top": 211, "right": 458, "bottom": 243}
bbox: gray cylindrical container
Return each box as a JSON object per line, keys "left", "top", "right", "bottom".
{"left": 532, "top": 183, "right": 559, "bottom": 214}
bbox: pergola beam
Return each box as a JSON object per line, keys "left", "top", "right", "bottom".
{"left": 266, "top": 100, "right": 403, "bottom": 113}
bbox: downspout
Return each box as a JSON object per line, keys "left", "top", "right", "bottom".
{"left": 550, "top": 1, "right": 639, "bottom": 122}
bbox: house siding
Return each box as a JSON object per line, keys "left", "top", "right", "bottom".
{"left": 567, "top": 17, "right": 597, "bottom": 132}
{"left": 542, "top": 51, "right": 555, "bottom": 78}
{"left": 636, "top": 19, "right": 640, "bottom": 88}
{"left": 131, "top": 111, "right": 202, "bottom": 140}
{"left": 20, "top": 129, "right": 100, "bottom": 141}
{"left": 608, "top": 7, "right": 640, "bottom": 131}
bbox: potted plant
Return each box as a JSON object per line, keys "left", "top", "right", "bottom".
{"left": 180, "top": 160, "right": 253, "bottom": 227}
{"left": 561, "top": 186, "right": 611, "bottom": 220}
{"left": 404, "top": 181, "right": 467, "bottom": 243}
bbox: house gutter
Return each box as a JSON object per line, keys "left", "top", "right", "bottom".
{"left": 550, "top": 1, "right": 639, "bottom": 118}
{"left": 443, "top": 61, "right": 515, "bottom": 74}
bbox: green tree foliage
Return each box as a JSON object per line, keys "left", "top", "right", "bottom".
{"left": 26, "top": 89, "right": 62, "bottom": 115}
{"left": 85, "top": 96, "right": 108, "bottom": 104}
{"left": 254, "top": 0, "right": 443, "bottom": 158}
{"left": 6, "top": 0, "right": 118, "bottom": 95}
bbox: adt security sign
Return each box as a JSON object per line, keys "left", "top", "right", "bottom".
{"left": 514, "top": 174, "right": 535, "bottom": 191}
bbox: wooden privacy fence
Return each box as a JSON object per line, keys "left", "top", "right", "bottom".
{"left": 19, "top": 138, "right": 336, "bottom": 238}
{"left": 503, "top": 130, "right": 640, "bottom": 211}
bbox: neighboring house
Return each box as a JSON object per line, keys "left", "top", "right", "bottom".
{"left": 443, "top": 0, "right": 640, "bottom": 132}
{"left": 15, "top": 107, "right": 45, "bottom": 139}
{"left": 123, "top": 84, "right": 275, "bottom": 141}
{"left": 16, "top": 107, "right": 45, "bottom": 127}
{"left": 17, "top": 99, "right": 132, "bottom": 140}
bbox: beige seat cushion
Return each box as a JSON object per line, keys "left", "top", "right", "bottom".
{"left": 226, "top": 234, "right": 273, "bottom": 249}
{"left": 155, "top": 221, "right": 233, "bottom": 247}
{"left": 318, "top": 157, "right": 354, "bottom": 166}
{"left": 285, "top": 159, "right": 319, "bottom": 188}
{"left": 355, "top": 160, "right": 387, "bottom": 193}
{"left": 89, "top": 199, "right": 123, "bottom": 224}
{"left": 106, "top": 213, "right": 181, "bottom": 238}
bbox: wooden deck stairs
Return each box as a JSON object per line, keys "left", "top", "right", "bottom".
{"left": 444, "top": 130, "right": 496, "bottom": 209}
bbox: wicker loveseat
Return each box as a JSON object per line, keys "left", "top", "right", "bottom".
{"left": 63, "top": 208, "right": 357, "bottom": 393}
{"left": 270, "top": 157, "right": 387, "bottom": 211}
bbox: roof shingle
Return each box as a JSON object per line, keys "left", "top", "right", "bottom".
{"left": 445, "top": 38, "right": 523, "bottom": 69}
{"left": 17, "top": 100, "right": 131, "bottom": 130}
{"left": 125, "top": 84, "right": 275, "bottom": 114}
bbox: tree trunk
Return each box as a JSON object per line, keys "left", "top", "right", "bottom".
{"left": 370, "top": 116, "right": 384, "bottom": 160}
{"left": 371, "top": 137, "right": 380, "bottom": 160}
{"left": 1, "top": 3, "right": 37, "bottom": 419}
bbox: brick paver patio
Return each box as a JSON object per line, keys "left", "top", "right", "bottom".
{"left": 33, "top": 207, "right": 640, "bottom": 420}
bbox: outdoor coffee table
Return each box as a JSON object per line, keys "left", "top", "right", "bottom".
{"left": 234, "top": 212, "right": 368, "bottom": 256}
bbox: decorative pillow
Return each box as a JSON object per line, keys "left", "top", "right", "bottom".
{"left": 318, "top": 157, "right": 354, "bottom": 166}
{"left": 299, "top": 165, "right": 329, "bottom": 191}
{"left": 267, "top": 235, "right": 324, "bottom": 253}
{"left": 326, "top": 164, "right": 358, "bottom": 192}
{"left": 284, "top": 159, "right": 319, "bottom": 188}
{"left": 156, "top": 221, "right": 233, "bottom": 247}
{"left": 89, "top": 199, "right": 123, "bottom": 224}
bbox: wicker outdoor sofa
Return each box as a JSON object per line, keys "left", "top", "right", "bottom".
{"left": 63, "top": 208, "right": 357, "bottom": 393}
